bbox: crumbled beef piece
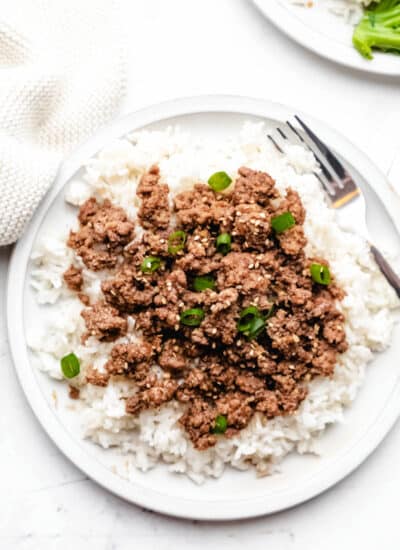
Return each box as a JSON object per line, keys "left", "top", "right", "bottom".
{"left": 277, "top": 225, "right": 307, "bottom": 256}
{"left": 217, "top": 252, "right": 270, "bottom": 295}
{"left": 126, "top": 379, "right": 178, "bottom": 415}
{"left": 63, "top": 265, "right": 83, "bottom": 292}
{"left": 68, "top": 198, "right": 135, "bottom": 271}
{"left": 137, "top": 166, "right": 170, "bottom": 230}
{"left": 233, "top": 203, "right": 271, "bottom": 250}
{"left": 323, "top": 318, "right": 348, "bottom": 351}
{"left": 158, "top": 339, "right": 188, "bottom": 371}
{"left": 179, "top": 398, "right": 217, "bottom": 450}
{"left": 142, "top": 230, "right": 169, "bottom": 256}
{"left": 68, "top": 386, "right": 80, "bottom": 400}
{"left": 65, "top": 166, "right": 348, "bottom": 450}
{"left": 81, "top": 302, "right": 127, "bottom": 342}
{"left": 309, "top": 341, "right": 338, "bottom": 377}
{"left": 78, "top": 292, "right": 90, "bottom": 306}
{"left": 254, "top": 389, "right": 280, "bottom": 416}
{"left": 86, "top": 366, "right": 110, "bottom": 387}
{"left": 102, "top": 264, "right": 157, "bottom": 311}
{"left": 235, "top": 373, "right": 264, "bottom": 394}
{"left": 175, "top": 253, "right": 221, "bottom": 275}
{"left": 174, "top": 184, "right": 217, "bottom": 228}
{"left": 105, "top": 341, "right": 154, "bottom": 378}
{"left": 232, "top": 167, "right": 278, "bottom": 206}
{"left": 281, "top": 188, "right": 306, "bottom": 224}
{"left": 216, "top": 392, "right": 253, "bottom": 429}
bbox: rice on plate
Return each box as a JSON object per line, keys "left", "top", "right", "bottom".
{"left": 28, "top": 121, "right": 399, "bottom": 484}
{"left": 289, "top": 0, "right": 379, "bottom": 20}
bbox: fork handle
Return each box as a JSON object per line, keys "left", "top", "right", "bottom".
{"left": 370, "top": 245, "right": 400, "bottom": 298}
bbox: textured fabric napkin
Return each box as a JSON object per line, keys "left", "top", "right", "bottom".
{"left": 0, "top": 0, "right": 126, "bottom": 246}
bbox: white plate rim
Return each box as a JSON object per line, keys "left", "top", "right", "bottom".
{"left": 251, "top": 0, "right": 400, "bottom": 76}
{"left": 7, "top": 94, "right": 400, "bottom": 520}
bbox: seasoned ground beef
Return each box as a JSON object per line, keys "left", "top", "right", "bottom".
{"left": 63, "top": 265, "right": 83, "bottom": 292}
{"left": 67, "top": 197, "right": 135, "bottom": 271}
{"left": 65, "top": 166, "right": 348, "bottom": 450}
{"left": 81, "top": 302, "right": 127, "bottom": 342}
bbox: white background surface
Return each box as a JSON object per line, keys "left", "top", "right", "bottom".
{"left": 1, "top": 1, "right": 400, "bottom": 548}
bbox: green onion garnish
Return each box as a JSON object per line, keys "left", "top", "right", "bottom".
{"left": 310, "top": 263, "right": 331, "bottom": 285}
{"left": 180, "top": 308, "right": 205, "bottom": 327}
{"left": 61, "top": 353, "right": 80, "bottom": 379}
{"left": 193, "top": 275, "right": 215, "bottom": 292}
{"left": 237, "top": 306, "right": 266, "bottom": 340}
{"left": 140, "top": 256, "right": 161, "bottom": 273}
{"left": 208, "top": 171, "right": 232, "bottom": 192}
{"left": 216, "top": 233, "right": 232, "bottom": 255}
{"left": 168, "top": 230, "right": 186, "bottom": 255}
{"left": 271, "top": 211, "right": 296, "bottom": 234}
{"left": 265, "top": 304, "right": 275, "bottom": 320}
{"left": 212, "top": 414, "right": 228, "bottom": 434}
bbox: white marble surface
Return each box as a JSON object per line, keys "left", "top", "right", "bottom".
{"left": 1, "top": 1, "right": 400, "bottom": 548}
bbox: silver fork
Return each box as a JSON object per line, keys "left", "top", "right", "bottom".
{"left": 268, "top": 116, "right": 400, "bottom": 298}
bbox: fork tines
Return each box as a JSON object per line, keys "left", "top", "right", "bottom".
{"left": 268, "top": 116, "right": 361, "bottom": 209}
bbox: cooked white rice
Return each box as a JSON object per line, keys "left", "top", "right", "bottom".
{"left": 289, "top": 0, "right": 379, "bottom": 20}
{"left": 27, "top": 122, "right": 399, "bottom": 484}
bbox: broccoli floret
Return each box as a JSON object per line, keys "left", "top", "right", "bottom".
{"left": 353, "top": 0, "right": 400, "bottom": 59}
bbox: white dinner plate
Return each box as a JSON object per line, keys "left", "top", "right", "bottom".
{"left": 7, "top": 95, "right": 400, "bottom": 520}
{"left": 252, "top": 0, "right": 400, "bottom": 76}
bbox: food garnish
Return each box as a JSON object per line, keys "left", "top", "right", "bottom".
{"left": 208, "top": 171, "right": 232, "bottom": 192}
{"left": 61, "top": 353, "right": 80, "bottom": 379}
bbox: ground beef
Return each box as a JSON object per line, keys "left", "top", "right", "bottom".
{"left": 65, "top": 165, "right": 348, "bottom": 451}
{"left": 68, "top": 385, "right": 80, "bottom": 400}
{"left": 105, "top": 341, "right": 155, "bottom": 378}
{"left": 81, "top": 302, "right": 127, "bottom": 342}
{"left": 63, "top": 265, "right": 83, "bottom": 292}
{"left": 86, "top": 366, "right": 110, "bottom": 387}
{"left": 137, "top": 165, "right": 170, "bottom": 230}
{"left": 68, "top": 198, "right": 135, "bottom": 270}
{"left": 126, "top": 379, "right": 178, "bottom": 415}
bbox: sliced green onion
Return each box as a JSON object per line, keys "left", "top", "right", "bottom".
{"left": 271, "top": 211, "right": 296, "bottom": 234}
{"left": 238, "top": 306, "right": 260, "bottom": 333}
{"left": 208, "top": 171, "right": 232, "bottom": 192}
{"left": 140, "top": 256, "right": 161, "bottom": 273}
{"left": 237, "top": 306, "right": 266, "bottom": 340}
{"left": 61, "top": 353, "right": 80, "bottom": 379}
{"left": 310, "top": 263, "right": 331, "bottom": 286}
{"left": 180, "top": 308, "right": 205, "bottom": 327}
{"left": 265, "top": 304, "right": 275, "bottom": 320}
{"left": 212, "top": 414, "right": 228, "bottom": 434}
{"left": 168, "top": 230, "right": 186, "bottom": 255}
{"left": 216, "top": 233, "right": 231, "bottom": 255}
{"left": 193, "top": 275, "right": 215, "bottom": 292}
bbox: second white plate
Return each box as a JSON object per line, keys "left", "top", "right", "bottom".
{"left": 252, "top": 0, "right": 400, "bottom": 76}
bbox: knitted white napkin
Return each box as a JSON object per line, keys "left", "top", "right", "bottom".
{"left": 0, "top": 0, "right": 126, "bottom": 246}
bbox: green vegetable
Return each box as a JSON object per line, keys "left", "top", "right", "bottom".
{"left": 193, "top": 275, "right": 216, "bottom": 292}
{"left": 212, "top": 415, "right": 228, "bottom": 434}
{"left": 61, "top": 353, "right": 80, "bottom": 379}
{"left": 168, "top": 230, "right": 186, "bottom": 254}
{"left": 310, "top": 263, "right": 331, "bottom": 286}
{"left": 141, "top": 256, "right": 161, "bottom": 273}
{"left": 180, "top": 308, "right": 205, "bottom": 327}
{"left": 216, "top": 233, "right": 232, "bottom": 255}
{"left": 271, "top": 212, "right": 295, "bottom": 234}
{"left": 353, "top": 0, "right": 400, "bottom": 60}
{"left": 237, "top": 306, "right": 266, "bottom": 340}
{"left": 208, "top": 171, "right": 232, "bottom": 192}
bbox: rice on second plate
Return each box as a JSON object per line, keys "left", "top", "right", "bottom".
{"left": 28, "top": 122, "right": 399, "bottom": 483}
{"left": 289, "top": 0, "right": 378, "bottom": 19}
